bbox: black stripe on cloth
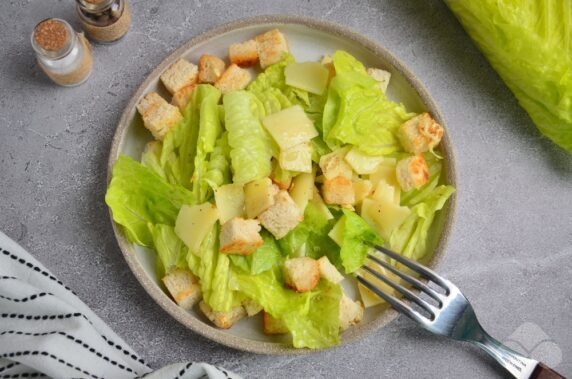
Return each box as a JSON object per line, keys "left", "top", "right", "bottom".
{"left": 100, "top": 335, "right": 147, "bottom": 366}
{"left": 0, "top": 293, "right": 51, "bottom": 303}
{"left": 0, "top": 331, "right": 136, "bottom": 375}
{"left": 174, "top": 362, "right": 193, "bottom": 379}
{"left": 0, "top": 362, "right": 19, "bottom": 373}
{"left": 0, "top": 351, "right": 101, "bottom": 379}
{"left": 0, "top": 249, "right": 76, "bottom": 295}
{"left": 0, "top": 373, "right": 48, "bottom": 378}
{"left": 0, "top": 276, "right": 17, "bottom": 280}
{"left": 0, "top": 312, "right": 84, "bottom": 321}
{"left": 216, "top": 366, "right": 231, "bottom": 379}
{"left": 0, "top": 248, "right": 146, "bottom": 366}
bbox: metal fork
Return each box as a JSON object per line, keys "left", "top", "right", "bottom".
{"left": 356, "top": 245, "right": 566, "bottom": 379}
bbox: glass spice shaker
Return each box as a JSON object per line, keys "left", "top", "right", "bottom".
{"left": 76, "top": 0, "right": 131, "bottom": 43}
{"left": 31, "top": 18, "right": 93, "bottom": 87}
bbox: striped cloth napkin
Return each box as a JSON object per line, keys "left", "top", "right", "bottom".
{"left": 0, "top": 231, "right": 241, "bottom": 379}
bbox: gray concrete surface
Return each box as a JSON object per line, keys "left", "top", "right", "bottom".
{"left": 1, "top": 0, "right": 571, "bottom": 378}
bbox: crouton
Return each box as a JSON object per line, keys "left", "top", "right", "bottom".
{"left": 396, "top": 155, "right": 429, "bottom": 192}
{"left": 283, "top": 257, "right": 320, "bottom": 292}
{"left": 397, "top": 113, "right": 444, "bottom": 154}
{"left": 270, "top": 162, "right": 293, "bottom": 190}
{"left": 214, "top": 64, "right": 252, "bottom": 95}
{"left": 160, "top": 58, "right": 198, "bottom": 95}
{"left": 318, "top": 256, "right": 344, "bottom": 284}
{"left": 258, "top": 191, "right": 303, "bottom": 239}
{"left": 255, "top": 29, "right": 289, "bottom": 69}
{"left": 136, "top": 92, "right": 183, "bottom": 140}
{"left": 171, "top": 84, "right": 195, "bottom": 112}
{"left": 198, "top": 54, "right": 226, "bottom": 84}
{"left": 219, "top": 217, "right": 263, "bottom": 256}
{"left": 322, "top": 176, "right": 355, "bottom": 206}
{"left": 263, "top": 312, "right": 289, "bottom": 335}
{"left": 319, "top": 149, "right": 353, "bottom": 180}
{"left": 136, "top": 92, "right": 163, "bottom": 116}
{"left": 162, "top": 269, "right": 201, "bottom": 311}
{"left": 243, "top": 299, "right": 263, "bottom": 317}
{"left": 339, "top": 293, "right": 364, "bottom": 331}
{"left": 367, "top": 67, "right": 391, "bottom": 93}
{"left": 199, "top": 301, "right": 246, "bottom": 329}
{"left": 229, "top": 39, "right": 259, "bottom": 67}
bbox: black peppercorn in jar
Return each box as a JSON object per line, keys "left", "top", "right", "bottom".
{"left": 76, "top": 0, "right": 131, "bottom": 43}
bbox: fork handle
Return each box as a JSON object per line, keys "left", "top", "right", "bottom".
{"left": 530, "top": 363, "right": 567, "bottom": 379}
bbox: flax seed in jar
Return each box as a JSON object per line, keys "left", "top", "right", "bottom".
{"left": 31, "top": 18, "right": 93, "bottom": 87}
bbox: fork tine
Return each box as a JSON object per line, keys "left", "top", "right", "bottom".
{"left": 372, "top": 245, "right": 449, "bottom": 290}
{"left": 356, "top": 274, "right": 427, "bottom": 324}
{"left": 367, "top": 254, "right": 444, "bottom": 306}
{"left": 362, "top": 265, "right": 436, "bottom": 319}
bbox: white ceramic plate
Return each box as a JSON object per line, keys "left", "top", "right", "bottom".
{"left": 108, "top": 15, "right": 456, "bottom": 354}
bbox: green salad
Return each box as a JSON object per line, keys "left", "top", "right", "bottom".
{"left": 106, "top": 29, "right": 455, "bottom": 349}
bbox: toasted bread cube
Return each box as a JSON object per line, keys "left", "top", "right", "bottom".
{"left": 367, "top": 67, "right": 391, "bottom": 93}
{"left": 243, "top": 299, "right": 263, "bottom": 317}
{"left": 258, "top": 191, "right": 303, "bottom": 239}
{"left": 171, "top": 84, "right": 196, "bottom": 112}
{"left": 219, "top": 217, "right": 263, "bottom": 256}
{"left": 283, "top": 257, "right": 320, "bottom": 292}
{"left": 263, "top": 312, "right": 289, "bottom": 335}
{"left": 136, "top": 92, "right": 183, "bottom": 140}
{"left": 255, "top": 29, "right": 289, "bottom": 69}
{"left": 396, "top": 155, "right": 429, "bottom": 192}
{"left": 397, "top": 113, "right": 444, "bottom": 154}
{"left": 214, "top": 64, "right": 252, "bottom": 95}
{"left": 270, "top": 162, "right": 293, "bottom": 190}
{"left": 318, "top": 256, "right": 344, "bottom": 284}
{"left": 229, "top": 39, "right": 259, "bottom": 67}
{"left": 319, "top": 148, "right": 353, "bottom": 180}
{"left": 322, "top": 176, "right": 355, "bottom": 206}
{"left": 160, "top": 58, "right": 198, "bottom": 95}
{"left": 199, "top": 301, "right": 246, "bottom": 329}
{"left": 136, "top": 92, "right": 164, "bottom": 116}
{"left": 339, "top": 293, "right": 364, "bottom": 331}
{"left": 162, "top": 269, "right": 201, "bottom": 311}
{"left": 198, "top": 54, "right": 226, "bottom": 84}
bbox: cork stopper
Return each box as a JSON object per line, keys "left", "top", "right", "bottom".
{"left": 34, "top": 19, "right": 68, "bottom": 52}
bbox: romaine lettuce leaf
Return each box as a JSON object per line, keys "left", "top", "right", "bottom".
{"left": 445, "top": 0, "right": 572, "bottom": 153}
{"left": 223, "top": 91, "right": 276, "bottom": 183}
{"left": 190, "top": 85, "right": 223, "bottom": 202}
{"left": 322, "top": 51, "right": 415, "bottom": 155}
{"left": 148, "top": 224, "right": 188, "bottom": 275}
{"left": 194, "top": 223, "right": 235, "bottom": 312}
{"left": 232, "top": 268, "right": 342, "bottom": 348}
{"left": 202, "top": 132, "right": 231, "bottom": 190}
{"left": 229, "top": 231, "right": 283, "bottom": 275}
{"left": 390, "top": 185, "right": 455, "bottom": 260}
{"left": 278, "top": 202, "right": 341, "bottom": 266}
{"left": 105, "top": 155, "right": 194, "bottom": 246}
{"left": 339, "top": 209, "right": 384, "bottom": 273}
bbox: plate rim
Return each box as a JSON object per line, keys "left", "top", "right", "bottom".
{"left": 106, "top": 14, "right": 457, "bottom": 355}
